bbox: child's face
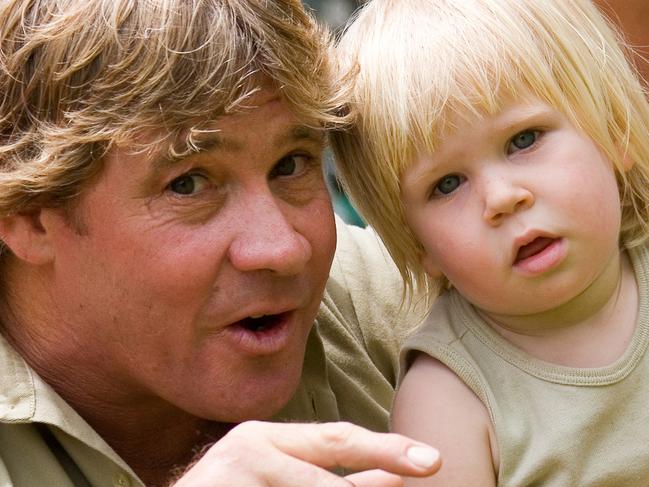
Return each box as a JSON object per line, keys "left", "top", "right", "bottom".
{"left": 401, "top": 99, "right": 624, "bottom": 319}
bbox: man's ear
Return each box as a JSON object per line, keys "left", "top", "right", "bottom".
{"left": 0, "top": 210, "right": 55, "bottom": 265}
{"left": 420, "top": 251, "right": 444, "bottom": 280}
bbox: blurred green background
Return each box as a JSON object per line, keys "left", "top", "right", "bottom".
{"left": 303, "top": 0, "right": 363, "bottom": 30}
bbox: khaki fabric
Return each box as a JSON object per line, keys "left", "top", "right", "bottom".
{"left": 0, "top": 218, "right": 422, "bottom": 486}
{"left": 0, "top": 334, "right": 140, "bottom": 487}
{"left": 401, "top": 244, "right": 649, "bottom": 486}
{"left": 274, "top": 219, "right": 423, "bottom": 429}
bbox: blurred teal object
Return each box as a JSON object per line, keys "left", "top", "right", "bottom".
{"left": 324, "top": 152, "right": 366, "bottom": 227}
{"left": 303, "top": 0, "right": 366, "bottom": 227}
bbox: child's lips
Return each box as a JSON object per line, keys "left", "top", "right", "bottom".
{"left": 512, "top": 236, "right": 567, "bottom": 275}
{"left": 514, "top": 236, "right": 556, "bottom": 264}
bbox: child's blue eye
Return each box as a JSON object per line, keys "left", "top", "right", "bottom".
{"left": 509, "top": 130, "right": 538, "bottom": 153}
{"left": 434, "top": 174, "right": 463, "bottom": 196}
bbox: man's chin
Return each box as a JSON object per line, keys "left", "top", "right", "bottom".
{"left": 198, "top": 367, "right": 304, "bottom": 423}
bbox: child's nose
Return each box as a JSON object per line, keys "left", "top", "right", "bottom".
{"left": 481, "top": 175, "right": 534, "bottom": 226}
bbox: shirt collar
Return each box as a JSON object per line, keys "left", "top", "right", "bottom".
{"left": 0, "top": 332, "right": 139, "bottom": 478}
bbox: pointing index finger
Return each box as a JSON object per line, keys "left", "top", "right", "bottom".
{"left": 263, "top": 421, "right": 441, "bottom": 477}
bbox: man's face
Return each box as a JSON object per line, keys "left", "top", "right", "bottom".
{"left": 45, "top": 92, "right": 336, "bottom": 421}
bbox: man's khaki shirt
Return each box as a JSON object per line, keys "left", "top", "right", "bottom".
{"left": 0, "top": 219, "right": 423, "bottom": 486}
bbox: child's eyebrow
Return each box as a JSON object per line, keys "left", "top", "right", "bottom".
{"left": 493, "top": 104, "right": 555, "bottom": 132}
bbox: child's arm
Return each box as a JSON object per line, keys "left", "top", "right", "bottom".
{"left": 392, "top": 354, "right": 498, "bottom": 486}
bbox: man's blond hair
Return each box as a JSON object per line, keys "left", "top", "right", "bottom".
{"left": 330, "top": 0, "right": 649, "bottom": 300}
{"left": 0, "top": 0, "right": 340, "bottom": 217}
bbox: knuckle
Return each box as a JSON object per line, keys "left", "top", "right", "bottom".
{"left": 228, "top": 420, "right": 264, "bottom": 440}
{"left": 213, "top": 423, "right": 263, "bottom": 457}
{"left": 383, "top": 432, "right": 406, "bottom": 447}
{"left": 320, "top": 421, "right": 357, "bottom": 450}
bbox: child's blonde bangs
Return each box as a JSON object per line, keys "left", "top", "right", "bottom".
{"left": 354, "top": 0, "right": 631, "bottom": 164}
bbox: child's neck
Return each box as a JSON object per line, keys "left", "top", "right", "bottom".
{"left": 478, "top": 249, "right": 638, "bottom": 368}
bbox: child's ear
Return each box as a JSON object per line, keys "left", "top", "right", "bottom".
{"left": 420, "top": 251, "right": 444, "bottom": 280}
{"left": 0, "top": 210, "right": 55, "bottom": 265}
{"left": 622, "top": 154, "right": 635, "bottom": 172}
{"left": 618, "top": 147, "right": 635, "bottom": 172}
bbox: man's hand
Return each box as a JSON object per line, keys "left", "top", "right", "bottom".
{"left": 173, "top": 421, "right": 441, "bottom": 486}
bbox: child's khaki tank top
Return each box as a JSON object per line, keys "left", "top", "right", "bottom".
{"left": 400, "top": 244, "right": 649, "bottom": 486}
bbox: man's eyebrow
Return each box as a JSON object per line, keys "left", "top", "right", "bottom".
{"left": 151, "top": 135, "right": 238, "bottom": 172}
{"left": 276, "top": 125, "right": 325, "bottom": 148}
{"left": 152, "top": 125, "right": 324, "bottom": 171}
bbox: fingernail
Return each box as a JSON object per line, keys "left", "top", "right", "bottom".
{"left": 407, "top": 446, "right": 440, "bottom": 468}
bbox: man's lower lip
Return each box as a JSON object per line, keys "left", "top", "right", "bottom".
{"left": 225, "top": 314, "right": 293, "bottom": 356}
{"left": 513, "top": 238, "right": 566, "bottom": 275}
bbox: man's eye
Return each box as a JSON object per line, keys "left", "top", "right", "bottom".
{"left": 433, "top": 174, "right": 464, "bottom": 196}
{"left": 168, "top": 173, "right": 209, "bottom": 195}
{"left": 508, "top": 130, "right": 538, "bottom": 153}
{"left": 269, "top": 155, "right": 309, "bottom": 178}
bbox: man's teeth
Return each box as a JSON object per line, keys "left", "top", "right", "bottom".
{"left": 250, "top": 314, "right": 265, "bottom": 319}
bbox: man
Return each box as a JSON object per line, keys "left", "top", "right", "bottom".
{"left": 0, "top": 0, "right": 440, "bottom": 486}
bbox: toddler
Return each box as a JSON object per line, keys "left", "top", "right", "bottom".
{"left": 331, "top": 0, "right": 649, "bottom": 485}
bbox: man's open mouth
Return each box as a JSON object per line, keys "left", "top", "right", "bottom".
{"left": 239, "top": 313, "right": 287, "bottom": 332}
{"left": 226, "top": 310, "right": 294, "bottom": 355}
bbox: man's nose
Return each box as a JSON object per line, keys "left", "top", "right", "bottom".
{"left": 228, "top": 192, "right": 312, "bottom": 275}
{"left": 481, "top": 173, "right": 534, "bottom": 226}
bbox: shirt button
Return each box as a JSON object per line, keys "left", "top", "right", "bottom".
{"left": 113, "top": 473, "right": 131, "bottom": 487}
